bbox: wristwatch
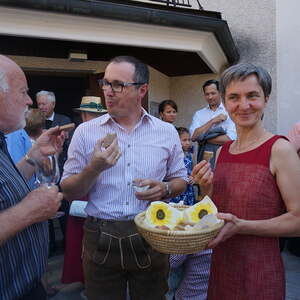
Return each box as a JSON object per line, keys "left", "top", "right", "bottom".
{"left": 24, "top": 154, "right": 36, "bottom": 167}
{"left": 164, "top": 182, "right": 172, "bottom": 198}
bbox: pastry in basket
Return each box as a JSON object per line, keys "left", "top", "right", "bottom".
{"left": 183, "top": 195, "right": 218, "bottom": 225}
{"left": 145, "top": 201, "right": 182, "bottom": 230}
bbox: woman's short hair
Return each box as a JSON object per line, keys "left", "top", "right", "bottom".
{"left": 25, "top": 108, "right": 45, "bottom": 137}
{"left": 158, "top": 99, "right": 178, "bottom": 114}
{"left": 220, "top": 63, "right": 272, "bottom": 98}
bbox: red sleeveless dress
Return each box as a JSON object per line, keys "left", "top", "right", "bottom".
{"left": 207, "top": 135, "right": 286, "bottom": 300}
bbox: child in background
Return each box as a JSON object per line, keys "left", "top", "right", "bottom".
{"left": 171, "top": 127, "right": 196, "bottom": 206}
{"left": 166, "top": 127, "right": 211, "bottom": 300}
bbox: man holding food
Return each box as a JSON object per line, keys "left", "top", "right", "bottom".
{"left": 61, "top": 56, "right": 187, "bottom": 300}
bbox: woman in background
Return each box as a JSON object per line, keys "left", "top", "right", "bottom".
{"left": 159, "top": 99, "right": 178, "bottom": 124}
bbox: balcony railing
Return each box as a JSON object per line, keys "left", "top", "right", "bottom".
{"left": 147, "top": 0, "right": 203, "bottom": 10}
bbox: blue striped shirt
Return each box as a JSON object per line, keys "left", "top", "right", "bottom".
{"left": 0, "top": 143, "right": 48, "bottom": 300}
{"left": 62, "top": 110, "right": 188, "bottom": 220}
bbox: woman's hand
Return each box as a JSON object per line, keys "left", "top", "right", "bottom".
{"left": 191, "top": 161, "right": 213, "bottom": 196}
{"left": 207, "top": 213, "right": 242, "bottom": 248}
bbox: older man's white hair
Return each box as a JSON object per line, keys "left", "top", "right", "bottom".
{"left": 36, "top": 90, "right": 56, "bottom": 103}
{"left": 0, "top": 70, "right": 9, "bottom": 93}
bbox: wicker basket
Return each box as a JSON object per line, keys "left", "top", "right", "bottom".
{"left": 134, "top": 206, "right": 224, "bottom": 254}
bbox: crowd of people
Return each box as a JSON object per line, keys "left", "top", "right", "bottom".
{"left": 1, "top": 53, "right": 300, "bottom": 300}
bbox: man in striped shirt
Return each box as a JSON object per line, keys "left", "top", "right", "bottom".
{"left": 61, "top": 56, "right": 187, "bottom": 300}
{"left": 0, "top": 55, "right": 64, "bottom": 300}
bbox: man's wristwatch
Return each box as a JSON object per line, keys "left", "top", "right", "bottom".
{"left": 164, "top": 182, "right": 172, "bottom": 198}
{"left": 24, "top": 154, "right": 36, "bottom": 167}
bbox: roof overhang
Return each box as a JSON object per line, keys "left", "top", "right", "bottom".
{"left": 0, "top": 0, "right": 239, "bottom": 76}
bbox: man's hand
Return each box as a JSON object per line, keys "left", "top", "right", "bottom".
{"left": 27, "top": 126, "right": 65, "bottom": 164}
{"left": 135, "top": 179, "right": 168, "bottom": 201}
{"left": 212, "top": 113, "right": 227, "bottom": 125}
{"left": 88, "top": 137, "right": 121, "bottom": 174}
{"left": 21, "top": 185, "right": 63, "bottom": 224}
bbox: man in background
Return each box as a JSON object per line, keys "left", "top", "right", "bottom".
{"left": 36, "top": 90, "right": 72, "bottom": 254}
{"left": 190, "top": 79, "right": 236, "bottom": 168}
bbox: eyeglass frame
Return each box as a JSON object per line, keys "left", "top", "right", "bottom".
{"left": 98, "top": 79, "right": 147, "bottom": 93}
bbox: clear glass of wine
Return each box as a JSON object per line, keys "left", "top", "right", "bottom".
{"left": 35, "top": 155, "right": 60, "bottom": 188}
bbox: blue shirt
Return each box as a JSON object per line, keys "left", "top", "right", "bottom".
{"left": 0, "top": 133, "right": 48, "bottom": 300}
{"left": 170, "top": 151, "right": 196, "bottom": 206}
{"left": 5, "top": 129, "right": 36, "bottom": 189}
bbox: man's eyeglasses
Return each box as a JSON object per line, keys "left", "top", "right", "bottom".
{"left": 98, "top": 79, "right": 146, "bottom": 93}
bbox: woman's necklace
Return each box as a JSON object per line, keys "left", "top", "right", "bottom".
{"left": 233, "top": 131, "right": 269, "bottom": 153}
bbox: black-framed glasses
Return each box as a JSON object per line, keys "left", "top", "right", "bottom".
{"left": 98, "top": 79, "right": 146, "bottom": 93}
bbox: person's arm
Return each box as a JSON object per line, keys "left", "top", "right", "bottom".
{"left": 0, "top": 186, "right": 63, "bottom": 245}
{"left": 16, "top": 126, "right": 65, "bottom": 180}
{"left": 135, "top": 178, "right": 186, "bottom": 201}
{"left": 287, "top": 122, "right": 300, "bottom": 152}
{"left": 207, "top": 135, "right": 232, "bottom": 145}
{"left": 61, "top": 137, "right": 120, "bottom": 201}
{"left": 191, "top": 114, "right": 227, "bottom": 142}
{"left": 208, "top": 139, "right": 300, "bottom": 248}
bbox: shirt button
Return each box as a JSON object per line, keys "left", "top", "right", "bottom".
{"left": 126, "top": 202, "right": 129, "bottom": 205}
{"left": 127, "top": 182, "right": 131, "bottom": 186}
{"left": 128, "top": 144, "right": 131, "bottom": 148}
{"left": 127, "top": 163, "right": 130, "bottom": 167}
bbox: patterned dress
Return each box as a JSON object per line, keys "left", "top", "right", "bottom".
{"left": 171, "top": 151, "right": 196, "bottom": 205}
{"left": 207, "top": 135, "right": 286, "bottom": 300}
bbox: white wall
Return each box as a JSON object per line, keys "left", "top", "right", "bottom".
{"left": 276, "top": 0, "right": 300, "bottom": 135}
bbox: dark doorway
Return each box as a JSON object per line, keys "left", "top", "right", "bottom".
{"left": 26, "top": 73, "right": 89, "bottom": 121}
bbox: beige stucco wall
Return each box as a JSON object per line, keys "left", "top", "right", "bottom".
{"left": 200, "top": 0, "right": 277, "bottom": 133}
{"left": 148, "top": 67, "right": 170, "bottom": 104}
{"left": 276, "top": 0, "right": 300, "bottom": 135}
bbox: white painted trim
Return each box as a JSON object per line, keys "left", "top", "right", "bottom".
{"left": 0, "top": 6, "right": 228, "bottom": 73}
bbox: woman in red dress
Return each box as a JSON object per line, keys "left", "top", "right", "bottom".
{"left": 193, "top": 63, "right": 300, "bottom": 300}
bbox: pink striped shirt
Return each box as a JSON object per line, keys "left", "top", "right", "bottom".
{"left": 62, "top": 110, "right": 187, "bottom": 220}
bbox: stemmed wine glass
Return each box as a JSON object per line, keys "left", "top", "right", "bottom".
{"left": 35, "top": 155, "right": 60, "bottom": 188}
{"left": 35, "top": 155, "right": 64, "bottom": 219}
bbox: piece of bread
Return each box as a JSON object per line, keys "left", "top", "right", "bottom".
{"left": 58, "top": 123, "right": 75, "bottom": 132}
{"left": 102, "top": 133, "right": 117, "bottom": 148}
{"left": 203, "top": 151, "right": 214, "bottom": 162}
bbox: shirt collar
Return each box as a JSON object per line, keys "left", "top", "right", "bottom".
{"left": 98, "top": 109, "right": 153, "bottom": 127}
{"left": 206, "top": 101, "right": 224, "bottom": 111}
{"left": 47, "top": 112, "right": 55, "bottom": 121}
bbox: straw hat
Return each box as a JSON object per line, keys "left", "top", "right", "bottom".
{"left": 74, "top": 96, "right": 107, "bottom": 113}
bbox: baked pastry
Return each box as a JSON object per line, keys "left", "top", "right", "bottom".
{"left": 203, "top": 151, "right": 213, "bottom": 162}
{"left": 103, "top": 133, "right": 117, "bottom": 148}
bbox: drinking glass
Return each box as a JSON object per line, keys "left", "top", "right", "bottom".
{"left": 35, "top": 155, "right": 60, "bottom": 188}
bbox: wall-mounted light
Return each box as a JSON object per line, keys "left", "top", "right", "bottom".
{"left": 68, "top": 51, "right": 88, "bottom": 62}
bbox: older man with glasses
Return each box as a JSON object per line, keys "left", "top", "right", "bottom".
{"left": 61, "top": 56, "right": 187, "bottom": 300}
